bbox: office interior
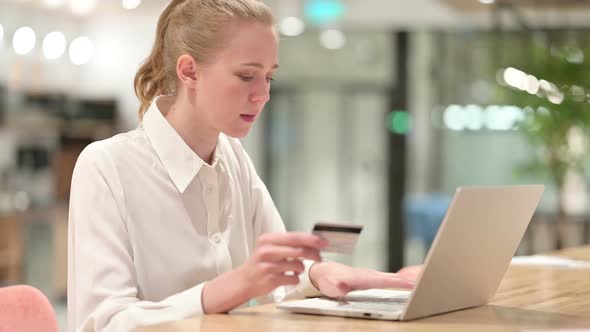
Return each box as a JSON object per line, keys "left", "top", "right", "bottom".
{"left": 1, "top": 0, "right": 590, "bottom": 330}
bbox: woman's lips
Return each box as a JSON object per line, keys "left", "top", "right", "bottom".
{"left": 240, "top": 114, "right": 256, "bottom": 123}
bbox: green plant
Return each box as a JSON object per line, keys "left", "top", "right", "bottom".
{"left": 498, "top": 38, "right": 590, "bottom": 249}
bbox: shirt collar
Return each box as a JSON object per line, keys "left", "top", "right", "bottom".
{"left": 142, "top": 95, "right": 223, "bottom": 193}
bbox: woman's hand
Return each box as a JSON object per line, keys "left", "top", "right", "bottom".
{"left": 397, "top": 265, "right": 423, "bottom": 283}
{"left": 309, "top": 261, "right": 415, "bottom": 298}
{"left": 238, "top": 232, "right": 328, "bottom": 295}
{"left": 203, "top": 232, "right": 328, "bottom": 313}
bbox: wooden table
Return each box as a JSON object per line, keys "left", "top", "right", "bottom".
{"left": 138, "top": 247, "right": 590, "bottom": 331}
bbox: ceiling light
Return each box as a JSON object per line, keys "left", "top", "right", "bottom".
{"left": 320, "top": 29, "right": 346, "bottom": 50}
{"left": 43, "top": 31, "right": 67, "bottom": 60}
{"left": 70, "top": 0, "right": 96, "bottom": 16}
{"left": 69, "top": 36, "right": 94, "bottom": 65}
{"left": 13, "top": 26, "right": 36, "bottom": 55}
{"left": 42, "top": 0, "right": 66, "bottom": 9}
{"left": 503, "top": 67, "right": 527, "bottom": 91}
{"left": 122, "top": 0, "right": 141, "bottom": 10}
{"left": 279, "top": 16, "right": 305, "bottom": 37}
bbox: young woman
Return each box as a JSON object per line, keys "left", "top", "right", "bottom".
{"left": 67, "top": 1, "right": 414, "bottom": 331}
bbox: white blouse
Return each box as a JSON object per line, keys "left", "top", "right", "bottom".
{"left": 67, "top": 96, "right": 320, "bottom": 332}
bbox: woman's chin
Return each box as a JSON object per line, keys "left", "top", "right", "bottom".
{"left": 222, "top": 127, "right": 251, "bottom": 139}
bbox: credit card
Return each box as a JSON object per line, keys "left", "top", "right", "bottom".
{"left": 312, "top": 222, "right": 363, "bottom": 254}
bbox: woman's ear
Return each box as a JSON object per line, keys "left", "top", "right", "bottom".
{"left": 176, "top": 54, "right": 198, "bottom": 89}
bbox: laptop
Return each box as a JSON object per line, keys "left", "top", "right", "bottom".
{"left": 277, "top": 185, "right": 544, "bottom": 321}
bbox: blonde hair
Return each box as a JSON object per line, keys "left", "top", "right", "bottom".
{"left": 134, "top": 0, "right": 275, "bottom": 119}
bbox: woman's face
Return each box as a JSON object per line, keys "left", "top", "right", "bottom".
{"left": 195, "top": 20, "right": 278, "bottom": 138}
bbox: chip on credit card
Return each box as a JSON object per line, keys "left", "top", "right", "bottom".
{"left": 312, "top": 222, "right": 363, "bottom": 254}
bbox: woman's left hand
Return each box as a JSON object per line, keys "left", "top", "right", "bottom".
{"left": 397, "top": 265, "right": 423, "bottom": 283}
{"left": 309, "top": 261, "right": 415, "bottom": 298}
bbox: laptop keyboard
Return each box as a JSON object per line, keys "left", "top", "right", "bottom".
{"left": 331, "top": 299, "right": 407, "bottom": 312}
{"left": 303, "top": 289, "right": 411, "bottom": 313}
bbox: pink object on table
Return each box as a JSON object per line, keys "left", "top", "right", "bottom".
{"left": 0, "top": 285, "right": 59, "bottom": 332}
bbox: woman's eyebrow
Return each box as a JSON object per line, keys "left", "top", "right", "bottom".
{"left": 240, "top": 62, "right": 279, "bottom": 69}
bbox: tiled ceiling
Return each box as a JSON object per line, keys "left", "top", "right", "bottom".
{"left": 2, "top": 0, "right": 590, "bottom": 28}
{"left": 444, "top": 0, "right": 590, "bottom": 11}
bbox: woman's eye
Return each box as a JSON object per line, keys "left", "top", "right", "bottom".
{"left": 239, "top": 75, "right": 254, "bottom": 82}
{"left": 266, "top": 77, "right": 274, "bottom": 83}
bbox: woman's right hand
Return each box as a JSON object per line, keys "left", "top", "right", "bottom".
{"left": 237, "top": 232, "right": 328, "bottom": 296}
{"left": 202, "top": 232, "right": 328, "bottom": 313}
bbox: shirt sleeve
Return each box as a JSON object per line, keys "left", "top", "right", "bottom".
{"left": 242, "top": 145, "right": 322, "bottom": 304}
{"left": 67, "top": 143, "right": 206, "bottom": 332}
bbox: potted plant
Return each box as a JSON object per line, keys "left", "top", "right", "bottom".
{"left": 497, "top": 35, "right": 590, "bottom": 249}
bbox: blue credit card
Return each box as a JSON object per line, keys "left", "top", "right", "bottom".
{"left": 312, "top": 222, "right": 363, "bottom": 254}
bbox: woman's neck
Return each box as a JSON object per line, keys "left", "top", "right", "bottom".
{"left": 162, "top": 95, "right": 219, "bottom": 165}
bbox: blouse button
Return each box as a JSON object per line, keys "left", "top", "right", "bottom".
{"left": 212, "top": 233, "right": 222, "bottom": 244}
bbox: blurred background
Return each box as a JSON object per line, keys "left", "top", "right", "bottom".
{"left": 1, "top": 0, "right": 590, "bottom": 330}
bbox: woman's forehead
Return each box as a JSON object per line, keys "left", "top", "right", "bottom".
{"left": 216, "top": 21, "right": 278, "bottom": 66}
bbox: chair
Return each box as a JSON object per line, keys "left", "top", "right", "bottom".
{"left": 0, "top": 285, "right": 59, "bottom": 332}
{"left": 0, "top": 215, "right": 24, "bottom": 284}
{"left": 404, "top": 193, "right": 452, "bottom": 249}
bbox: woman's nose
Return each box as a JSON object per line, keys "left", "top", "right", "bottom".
{"left": 249, "top": 83, "right": 270, "bottom": 104}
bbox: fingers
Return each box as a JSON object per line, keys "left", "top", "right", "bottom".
{"left": 397, "top": 265, "right": 423, "bottom": 280}
{"left": 272, "top": 274, "right": 300, "bottom": 286}
{"left": 333, "top": 281, "right": 352, "bottom": 298}
{"left": 318, "top": 280, "right": 352, "bottom": 298}
{"left": 258, "top": 232, "right": 329, "bottom": 250}
{"left": 397, "top": 265, "right": 423, "bottom": 274}
{"left": 356, "top": 272, "right": 415, "bottom": 290}
{"left": 255, "top": 232, "right": 328, "bottom": 262}
{"left": 267, "top": 259, "right": 305, "bottom": 275}
{"left": 326, "top": 275, "right": 414, "bottom": 299}
{"left": 377, "top": 275, "right": 415, "bottom": 289}
{"left": 255, "top": 245, "right": 322, "bottom": 262}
